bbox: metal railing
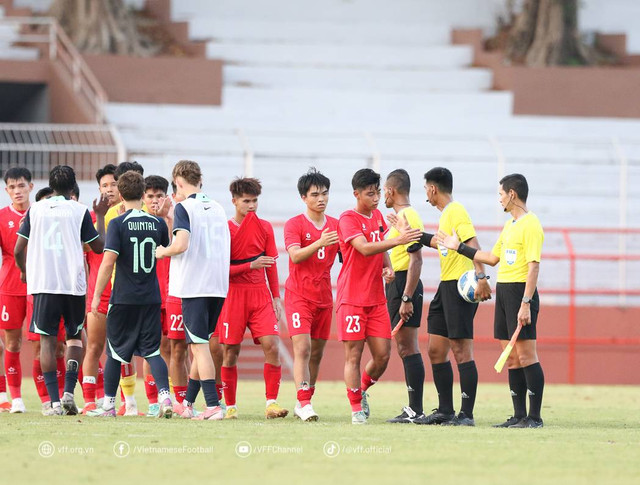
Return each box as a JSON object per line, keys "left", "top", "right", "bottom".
{"left": 0, "top": 16, "right": 107, "bottom": 123}
{"left": 0, "top": 123, "right": 126, "bottom": 179}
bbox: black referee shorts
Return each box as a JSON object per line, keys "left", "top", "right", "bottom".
{"left": 427, "top": 280, "right": 478, "bottom": 339}
{"left": 386, "top": 271, "right": 423, "bottom": 328}
{"left": 494, "top": 283, "right": 539, "bottom": 340}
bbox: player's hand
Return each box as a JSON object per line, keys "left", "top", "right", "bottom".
{"left": 473, "top": 278, "right": 492, "bottom": 302}
{"left": 518, "top": 303, "right": 532, "bottom": 326}
{"left": 91, "top": 295, "right": 100, "bottom": 317}
{"left": 93, "top": 193, "right": 109, "bottom": 218}
{"left": 396, "top": 218, "right": 421, "bottom": 246}
{"left": 155, "top": 197, "right": 172, "bottom": 218}
{"left": 117, "top": 203, "right": 125, "bottom": 216}
{"left": 382, "top": 267, "right": 395, "bottom": 284}
{"left": 386, "top": 213, "right": 399, "bottom": 229}
{"left": 318, "top": 228, "right": 339, "bottom": 247}
{"left": 250, "top": 256, "right": 275, "bottom": 269}
{"left": 156, "top": 245, "right": 167, "bottom": 259}
{"left": 273, "top": 297, "right": 284, "bottom": 322}
{"left": 19, "top": 272, "right": 26, "bottom": 284}
{"left": 399, "top": 301, "right": 413, "bottom": 321}
{"left": 436, "top": 230, "right": 460, "bottom": 250}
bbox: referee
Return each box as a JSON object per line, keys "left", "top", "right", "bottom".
{"left": 437, "top": 173, "right": 545, "bottom": 428}
{"left": 383, "top": 169, "right": 425, "bottom": 423}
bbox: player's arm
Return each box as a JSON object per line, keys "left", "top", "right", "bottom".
{"left": 399, "top": 248, "right": 422, "bottom": 321}
{"left": 14, "top": 210, "right": 30, "bottom": 281}
{"left": 518, "top": 261, "right": 539, "bottom": 326}
{"left": 92, "top": 251, "right": 117, "bottom": 315}
{"left": 157, "top": 229, "right": 189, "bottom": 259}
{"left": 387, "top": 213, "right": 436, "bottom": 251}
{"left": 92, "top": 193, "right": 109, "bottom": 239}
{"left": 288, "top": 228, "right": 338, "bottom": 264}
{"left": 436, "top": 231, "right": 500, "bottom": 266}
{"left": 464, "top": 236, "right": 492, "bottom": 301}
{"left": 349, "top": 223, "right": 421, "bottom": 257}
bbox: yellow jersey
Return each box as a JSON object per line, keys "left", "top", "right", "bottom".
{"left": 104, "top": 201, "right": 148, "bottom": 230}
{"left": 438, "top": 201, "right": 475, "bottom": 281}
{"left": 492, "top": 212, "right": 544, "bottom": 283}
{"left": 388, "top": 206, "right": 425, "bottom": 272}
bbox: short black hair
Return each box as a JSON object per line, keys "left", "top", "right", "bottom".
{"left": 71, "top": 182, "right": 80, "bottom": 199}
{"left": 49, "top": 165, "right": 76, "bottom": 195}
{"left": 386, "top": 169, "right": 411, "bottom": 195}
{"left": 500, "top": 173, "right": 529, "bottom": 202}
{"left": 3, "top": 167, "right": 32, "bottom": 184}
{"left": 35, "top": 187, "right": 54, "bottom": 202}
{"left": 424, "top": 167, "right": 453, "bottom": 194}
{"left": 145, "top": 175, "right": 169, "bottom": 194}
{"left": 95, "top": 164, "right": 116, "bottom": 184}
{"left": 352, "top": 168, "right": 380, "bottom": 191}
{"left": 114, "top": 161, "right": 144, "bottom": 180}
{"left": 297, "top": 167, "right": 331, "bottom": 196}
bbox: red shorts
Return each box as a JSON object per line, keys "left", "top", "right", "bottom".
{"left": 166, "top": 300, "right": 185, "bottom": 340}
{"left": 219, "top": 285, "right": 278, "bottom": 345}
{"left": 0, "top": 294, "right": 27, "bottom": 330}
{"left": 336, "top": 303, "right": 391, "bottom": 341}
{"left": 26, "top": 297, "right": 65, "bottom": 342}
{"left": 86, "top": 284, "right": 111, "bottom": 316}
{"left": 285, "top": 290, "right": 332, "bottom": 340}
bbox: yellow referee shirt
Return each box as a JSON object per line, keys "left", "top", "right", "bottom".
{"left": 388, "top": 206, "right": 425, "bottom": 272}
{"left": 104, "top": 201, "right": 149, "bottom": 230}
{"left": 492, "top": 212, "right": 544, "bottom": 283}
{"left": 438, "top": 201, "right": 475, "bottom": 281}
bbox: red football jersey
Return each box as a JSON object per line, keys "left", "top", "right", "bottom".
{"left": 284, "top": 213, "right": 338, "bottom": 307}
{"left": 336, "top": 209, "right": 388, "bottom": 307}
{"left": 85, "top": 211, "right": 111, "bottom": 301}
{"left": 0, "top": 205, "right": 28, "bottom": 296}
{"left": 228, "top": 212, "right": 279, "bottom": 296}
{"left": 156, "top": 256, "right": 170, "bottom": 309}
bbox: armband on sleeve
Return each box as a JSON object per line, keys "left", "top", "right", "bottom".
{"left": 457, "top": 242, "right": 478, "bottom": 260}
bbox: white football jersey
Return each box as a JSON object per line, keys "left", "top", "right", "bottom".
{"left": 168, "top": 193, "right": 230, "bottom": 298}
{"left": 18, "top": 196, "right": 98, "bottom": 296}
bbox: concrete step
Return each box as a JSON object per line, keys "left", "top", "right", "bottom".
{"left": 0, "top": 44, "right": 39, "bottom": 60}
{"left": 208, "top": 42, "right": 474, "bottom": 69}
{"left": 225, "top": 66, "right": 493, "bottom": 92}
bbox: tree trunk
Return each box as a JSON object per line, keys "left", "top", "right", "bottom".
{"left": 49, "top": 0, "right": 159, "bottom": 56}
{"left": 506, "top": 0, "right": 593, "bottom": 66}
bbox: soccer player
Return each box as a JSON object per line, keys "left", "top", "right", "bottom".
{"left": 27, "top": 186, "right": 70, "bottom": 414}
{"left": 437, "top": 173, "right": 545, "bottom": 428}
{"left": 156, "top": 160, "right": 229, "bottom": 421}
{"left": 141, "top": 175, "right": 173, "bottom": 416}
{"left": 0, "top": 167, "right": 33, "bottom": 413}
{"left": 15, "top": 165, "right": 104, "bottom": 416}
{"left": 409, "top": 167, "right": 490, "bottom": 426}
{"left": 82, "top": 163, "right": 118, "bottom": 414}
{"left": 88, "top": 170, "right": 173, "bottom": 418}
{"left": 284, "top": 168, "right": 339, "bottom": 421}
{"left": 219, "top": 177, "right": 288, "bottom": 420}
{"left": 106, "top": 161, "right": 146, "bottom": 416}
{"left": 382, "top": 169, "right": 426, "bottom": 423}
{"left": 337, "top": 168, "right": 421, "bottom": 424}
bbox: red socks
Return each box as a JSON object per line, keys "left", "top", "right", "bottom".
{"left": 297, "top": 387, "right": 313, "bottom": 407}
{"left": 0, "top": 374, "right": 6, "bottom": 393}
{"left": 347, "top": 387, "right": 363, "bottom": 412}
{"left": 174, "top": 385, "right": 187, "bottom": 404}
{"left": 144, "top": 374, "right": 158, "bottom": 404}
{"left": 221, "top": 366, "right": 238, "bottom": 406}
{"left": 264, "top": 363, "right": 281, "bottom": 401}
{"left": 96, "top": 362, "right": 104, "bottom": 399}
{"left": 5, "top": 350, "right": 21, "bottom": 399}
{"left": 56, "top": 357, "right": 65, "bottom": 394}
{"left": 361, "top": 370, "right": 377, "bottom": 392}
{"left": 32, "top": 359, "right": 49, "bottom": 403}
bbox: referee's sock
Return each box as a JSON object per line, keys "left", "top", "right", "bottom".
{"left": 523, "top": 362, "right": 544, "bottom": 420}
{"left": 431, "top": 361, "right": 454, "bottom": 414}
{"left": 458, "top": 360, "right": 478, "bottom": 419}
{"left": 508, "top": 367, "right": 528, "bottom": 419}
{"left": 402, "top": 353, "right": 424, "bottom": 415}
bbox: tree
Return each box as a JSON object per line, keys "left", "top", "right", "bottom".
{"left": 505, "top": 0, "right": 594, "bottom": 66}
{"left": 48, "top": 0, "right": 160, "bottom": 56}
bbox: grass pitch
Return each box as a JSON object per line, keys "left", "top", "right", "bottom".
{"left": 1, "top": 380, "right": 639, "bottom": 485}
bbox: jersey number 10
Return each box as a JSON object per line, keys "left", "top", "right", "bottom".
{"left": 129, "top": 236, "right": 156, "bottom": 274}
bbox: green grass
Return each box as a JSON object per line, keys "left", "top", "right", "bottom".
{"left": 2, "top": 380, "right": 639, "bottom": 485}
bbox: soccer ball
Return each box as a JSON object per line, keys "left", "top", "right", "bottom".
{"left": 457, "top": 270, "right": 479, "bottom": 303}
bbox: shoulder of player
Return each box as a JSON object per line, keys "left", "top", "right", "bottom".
{"left": 259, "top": 218, "right": 275, "bottom": 233}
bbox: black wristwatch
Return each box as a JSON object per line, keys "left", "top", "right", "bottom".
{"left": 476, "top": 272, "right": 489, "bottom": 280}
{"left": 401, "top": 294, "right": 411, "bottom": 303}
